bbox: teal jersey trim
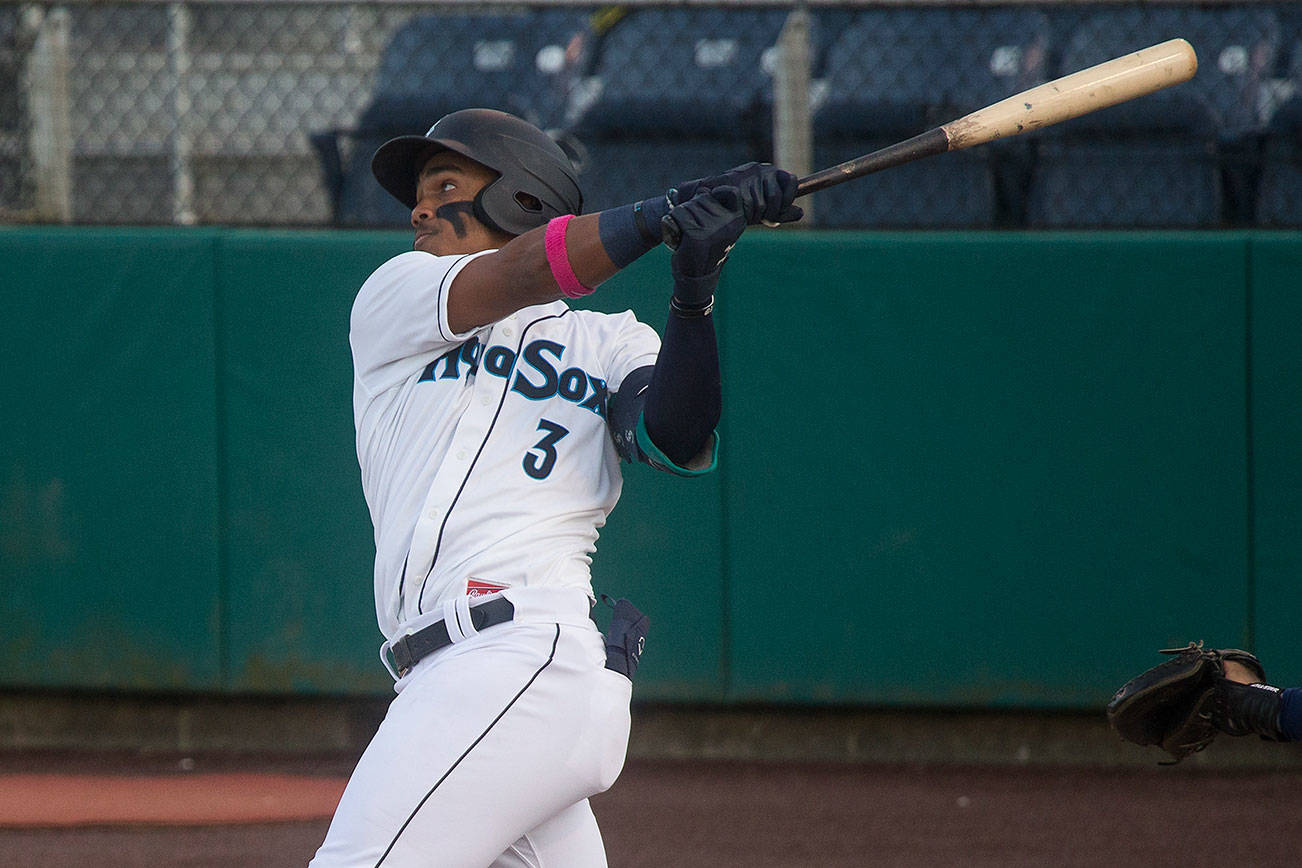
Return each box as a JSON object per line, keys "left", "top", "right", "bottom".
{"left": 635, "top": 414, "right": 719, "bottom": 477}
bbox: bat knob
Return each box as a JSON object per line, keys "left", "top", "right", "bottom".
{"left": 660, "top": 213, "right": 682, "bottom": 251}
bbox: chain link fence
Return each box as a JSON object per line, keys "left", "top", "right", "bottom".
{"left": 2, "top": 1, "right": 1299, "bottom": 229}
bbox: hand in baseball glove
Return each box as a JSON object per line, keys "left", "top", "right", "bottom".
{"left": 666, "top": 186, "right": 747, "bottom": 280}
{"left": 671, "top": 163, "right": 804, "bottom": 227}
{"left": 1106, "top": 641, "right": 1265, "bottom": 764}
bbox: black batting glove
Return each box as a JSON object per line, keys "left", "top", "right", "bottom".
{"left": 632, "top": 164, "right": 803, "bottom": 253}
{"left": 673, "top": 162, "right": 804, "bottom": 226}
{"left": 666, "top": 186, "right": 747, "bottom": 307}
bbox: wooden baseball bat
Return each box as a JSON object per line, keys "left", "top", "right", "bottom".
{"left": 796, "top": 38, "right": 1198, "bottom": 197}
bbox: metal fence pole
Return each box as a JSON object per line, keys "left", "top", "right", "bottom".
{"left": 168, "top": 2, "right": 196, "bottom": 225}
{"left": 26, "top": 4, "right": 72, "bottom": 222}
{"left": 773, "top": 4, "right": 812, "bottom": 223}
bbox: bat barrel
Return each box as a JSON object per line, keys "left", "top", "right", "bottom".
{"left": 942, "top": 38, "right": 1197, "bottom": 150}
{"left": 792, "top": 38, "right": 1198, "bottom": 197}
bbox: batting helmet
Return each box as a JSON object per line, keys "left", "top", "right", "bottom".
{"left": 371, "top": 108, "right": 583, "bottom": 236}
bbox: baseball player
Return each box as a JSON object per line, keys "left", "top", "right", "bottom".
{"left": 309, "top": 108, "right": 801, "bottom": 867}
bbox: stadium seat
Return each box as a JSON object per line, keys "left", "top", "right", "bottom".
{"left": 563, "top": 7, "right": 791, "bottom": 212}
{"left": 810, "top": 7, "right": 1052, "bottom": 228}
{"left": 1256, "top": 30, "right": 1302, "bottom": 226}
{"left": 314, "top": 9, "right": 588, "bottom": 227}
{"left": 1026, "top": 6, "right": 1282, "bottom": 228}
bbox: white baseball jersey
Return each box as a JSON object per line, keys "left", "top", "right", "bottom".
{"left": 350, "top": 250, "right": 660, "bottom": 646}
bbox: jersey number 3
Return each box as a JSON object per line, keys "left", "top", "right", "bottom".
{"left": 524, "top": 419, "right": 569, "bottom": 479}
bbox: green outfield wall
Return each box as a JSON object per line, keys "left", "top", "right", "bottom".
{"left": 2, "top": 228, "right": 1298, "bottom": 708}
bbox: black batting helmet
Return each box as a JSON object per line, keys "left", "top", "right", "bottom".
{"left": 371, "top": 108, "right": 583, "bottom": 236}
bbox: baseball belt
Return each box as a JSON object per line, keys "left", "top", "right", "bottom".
{"left": 390, "top": 596, "right": 516, "bottom": 677}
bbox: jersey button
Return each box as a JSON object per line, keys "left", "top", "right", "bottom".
{"left": 456, "top": 450, "right": 467, "bottom": 460}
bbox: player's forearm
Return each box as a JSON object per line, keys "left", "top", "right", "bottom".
{"left": 479, "top": 213, "right": 617, "bottom": 301}
{"left": 504, "top": 197, "right": 672, "bottom": 290}
{"left": 642, "top": 311, "right": 721, "bottom": 466}
{"left": 641, "top": 229, "right": 723, "bottom": 466}
{"left": 638, "top": 186, "right": 747, "bottom": 465}
{"left": 449, "top": 204, "right": 666, "bottom": 333}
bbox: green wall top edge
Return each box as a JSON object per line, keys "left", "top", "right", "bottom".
{"left": 5, "top": 225, "right": 1300, "bottom": 243}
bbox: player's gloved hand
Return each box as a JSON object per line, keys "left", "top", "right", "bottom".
{"left": 627, "top": 164, "right": 802, "bottom": 254}
{"left": 1106, "top": 641, "right": 1272, "bottom": 764}
{"left": 665, "top": 186, "right": 747, "bottom": 307}
{"left": 672, "top": 162, "right": 804, "bottom": 227}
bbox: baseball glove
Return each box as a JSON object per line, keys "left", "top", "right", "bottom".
{"left": 1106, "top": 641, "right": 1265, "bottom": 763}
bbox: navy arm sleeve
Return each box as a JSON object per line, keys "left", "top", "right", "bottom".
{"left": 608, "top": 310, "right": 721, "bottom": 474}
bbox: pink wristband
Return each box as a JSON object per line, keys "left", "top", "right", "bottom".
{"left": 544, "top": 215, "right": 593, "bottom": 298}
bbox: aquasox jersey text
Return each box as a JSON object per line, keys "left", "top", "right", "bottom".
{"left": 421, "top": 335, "right": 611, "bottom": 479}
{"left": 350, "top": 251, "right": 659, "bottom": 640}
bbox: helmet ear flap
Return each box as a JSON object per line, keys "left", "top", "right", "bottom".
{"left": 470, "top": 187, "right": 508, "bottom": 237}
{"left": 474, "top": 175, "right": 565, "bottom": 237}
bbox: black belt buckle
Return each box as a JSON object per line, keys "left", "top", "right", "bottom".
{"left": 390, "top": 637, "right": 416, "bottom": 678}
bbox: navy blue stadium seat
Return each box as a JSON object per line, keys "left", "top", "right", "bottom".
{"left": 1026, "top": 6, "right": 1282, "bottom": 228}
{"left": 811, "top": 7, "right": 1052, "bottom": 228}
{"left": 314, "top": 9, "right": 588, "bottom": 227}
{"left": 1256, "top": 29, "right": 1302, "bottom": 226}
{"left": 563, "top": 7, "right": 790, "bottom": 212}
{"left": 367, "top": 9, "right": 586, "bottom": 130}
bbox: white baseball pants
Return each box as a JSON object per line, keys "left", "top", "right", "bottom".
{"left": 310, "top": 591, "right": 632, "bottom": 867}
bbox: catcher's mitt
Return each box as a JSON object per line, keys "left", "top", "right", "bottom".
{"left": 1106, "top": 641, "right": 1265, "bottom": 763}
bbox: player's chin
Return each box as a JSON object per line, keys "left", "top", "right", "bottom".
{"left": 413, "top": 232, "right": 437, "bottom": 254}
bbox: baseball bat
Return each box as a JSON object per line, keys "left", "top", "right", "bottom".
{"left": 795, "top": 38, "right": 1198, "bottom": 197}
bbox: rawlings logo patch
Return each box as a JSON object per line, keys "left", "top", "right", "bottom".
{"left": 466, "top": 578, "right": 509, "bottom": 599}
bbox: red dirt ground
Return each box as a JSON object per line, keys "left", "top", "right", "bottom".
{"left": 1, "top": 751, "right": 1300, "bottom": 867}
{"left": 0, "top": 772, "right": 346, "bottom": 826}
